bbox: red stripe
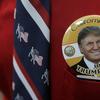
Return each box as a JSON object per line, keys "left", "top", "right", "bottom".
{"left": 3, "top": 96, "right": 7, "bottom": 100}
{"left": 14, "top": 49, "right": 43, "bottom": 100}
{"left": 29, "top": 0, "right": 50, "bottom": 27}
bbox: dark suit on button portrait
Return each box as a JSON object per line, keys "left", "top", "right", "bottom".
{"left": 72, "top": 58, "right": 92, "bottom": 76}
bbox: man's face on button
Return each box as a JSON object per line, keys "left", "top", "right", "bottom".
{"left": 79, "top": 34, "right": 100, "bottom": 63}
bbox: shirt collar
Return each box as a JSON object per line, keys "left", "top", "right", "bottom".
{"left": 84, "top": 57, "right": 99, "bottom": 70}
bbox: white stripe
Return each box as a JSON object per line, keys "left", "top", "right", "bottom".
{"left": 14, "top": 8, "right": 16, "bottom": 19}
{"left": 13, "top": 56, "right": 38, "bottom": 100}
{"left": 62, "top": 43, "right": 83, "bottom": 59}
{"left": 21, "top": 0, "right": 50, "bottom": 42}
{"left": 77, "top": 75, "right": 100, "bottom": 80}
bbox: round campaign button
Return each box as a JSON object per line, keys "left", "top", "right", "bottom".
{"left": 62, "top": 15, "right": 100, "bottom": 80}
